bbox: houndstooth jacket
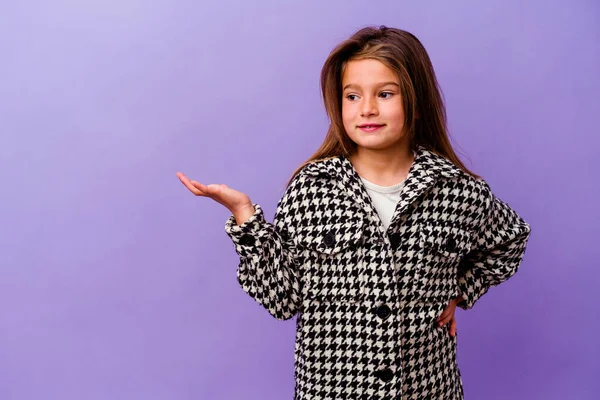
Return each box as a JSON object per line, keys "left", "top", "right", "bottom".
{"left": 224, "top": 146, "right": 531, "bottom": 400}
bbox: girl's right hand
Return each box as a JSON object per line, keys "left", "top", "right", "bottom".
{"left": 176, "top": 172, "right": 255, "bottom": 224}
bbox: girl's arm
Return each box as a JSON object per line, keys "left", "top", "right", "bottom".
{"left": 456, "top": 181, "right": 531, "bottom": 310}
{"left": 224, "top": 174, "right": 306, "bottom": 320}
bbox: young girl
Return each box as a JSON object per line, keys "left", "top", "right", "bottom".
{"left": 177, "top": 26, "right": 531, "bottom": 400}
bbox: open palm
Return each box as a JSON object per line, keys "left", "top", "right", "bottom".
{"left": 176, "top": 172, "right": 252, "bottom": 215}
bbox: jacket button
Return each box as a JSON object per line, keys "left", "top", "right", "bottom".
{"left": 375, "top": 304, "right": 391, "bottom": 320}
{"left": 374, "top": 368, "right": 394, "bottom": 382}
{"left": 445, "top": 237, "right": 457, "bottom": 252}
{"left": 239, "top": 234, "right": 255, "bottom": 246}
{"left": 388, "top": 233, "right": 400, "bottom": 249}
{"left": 280, "top": 229, "right": 289, "bottom": 242}
{"left": 323, "top": 232, "right": 336, "bottom": 247}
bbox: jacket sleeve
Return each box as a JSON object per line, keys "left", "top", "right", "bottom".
{"left": 223, "top": 173, "right": 306, "bottom": 320}
{"left": 456, "top": 181, "right": 531, "bottom": 310}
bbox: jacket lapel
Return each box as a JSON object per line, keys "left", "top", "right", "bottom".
{"left": 388, "top": 147, "right": 462, "bottom": 228}
{"left": 303, "top": 156, "right": 372, "bottom": 223}
{"left": 304, "top": 146, "right": 463, "bottom": 232}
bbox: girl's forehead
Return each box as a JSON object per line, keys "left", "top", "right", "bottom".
{"left": 342, "top": 59, "right": 398, "bottom": 86}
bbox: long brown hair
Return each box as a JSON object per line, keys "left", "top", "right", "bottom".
{"left": 287, "top": 25, "right": 479, "bottom": 186}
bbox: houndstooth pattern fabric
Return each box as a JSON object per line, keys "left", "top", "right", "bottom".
{"left": 224, "top": 146, "right": 531, "bottom": 400}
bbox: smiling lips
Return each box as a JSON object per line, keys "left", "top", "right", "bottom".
{"left": 358, "top": 123, "right": 385, "bottom": 132}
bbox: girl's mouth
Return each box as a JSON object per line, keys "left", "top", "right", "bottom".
{"left": 358, "top": 124, "right": 385, "bottom": 132}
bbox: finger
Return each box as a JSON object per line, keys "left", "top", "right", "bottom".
{"left": 437, "top": 313, "right": 451, "bottom": 327}
{"left": 192, "top": 181, "right": 222, "bottom": 196}
{"left": 449, "top": 318, "right": 457, "bottom": 337}
{"left": 177, "top": 174, "right": 206, "bottom": 196}
{"left": 437, "top": 309, "right": 451, "bottom": 322}
{"left": 191, "top": 182, "right": 233, "bottom": 209}
{"left": 190, "top": 180, "right": 208, "bottom": 191}
{"left": 439, "top": 316, "right": 452, "bottom": 327}
{"left": 176, "top": 172, "right": 189, "bottom": 183}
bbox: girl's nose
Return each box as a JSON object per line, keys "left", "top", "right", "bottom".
{"left": 360, "top": 96, "right": 378, "bottom": 117}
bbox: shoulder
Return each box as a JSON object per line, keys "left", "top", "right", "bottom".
{"left": 422, "top": 151, "right": 495, "bottom": 225}
{"left": 452, "top": 170, "right": 494, "bottom": 210}
{"left": 424, "top": 148, "right": 492, "bottom": 200}
{"left": 302, "top": 156, "right": 343, "bottom": 177}
{"left": 285, "top": 156, "right": 342, "bottom": 187}
{"left": 278, "top": 157, "right": 339, "bottom": 201}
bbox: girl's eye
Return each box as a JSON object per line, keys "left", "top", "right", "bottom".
{"left": 345, "top": 92, "right": 393, "bottom": 101}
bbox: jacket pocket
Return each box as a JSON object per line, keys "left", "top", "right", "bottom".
{"left": 294, "top": 218, "right": 366, "bottom": 302}
{"left": 413, "top": 223, "right": 473, "bottom": 302}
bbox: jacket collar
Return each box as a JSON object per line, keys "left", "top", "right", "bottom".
{"left": 303, "top": 146, "right": 463, "bottom": 233}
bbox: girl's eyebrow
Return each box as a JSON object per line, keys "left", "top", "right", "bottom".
{"left": 343, "top": 82, "right": 400, "bottom": 91}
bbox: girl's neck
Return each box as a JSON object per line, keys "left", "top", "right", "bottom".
{"left": 348, "top": 143, "right": 415, "bottom": 187}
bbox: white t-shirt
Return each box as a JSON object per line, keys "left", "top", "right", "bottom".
{"left": 359, "top": 177, "right": 406, "bottom": 231}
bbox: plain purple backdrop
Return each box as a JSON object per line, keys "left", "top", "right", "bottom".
{"left": 1, "top": 1, "right": 598, "bottom": 399}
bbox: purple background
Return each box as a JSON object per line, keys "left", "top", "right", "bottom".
{"left": 1, "top": 0, "right": 598, "bottom": 399}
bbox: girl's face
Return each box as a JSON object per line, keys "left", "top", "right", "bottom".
{"left": 341, "top": 59, "right": 407, "bottom": 152}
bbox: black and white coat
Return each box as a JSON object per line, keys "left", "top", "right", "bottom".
{"left": 225, "top": 146, "right": 531, "bottom": 400}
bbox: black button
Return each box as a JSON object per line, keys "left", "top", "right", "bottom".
{"left": 375, "top": 304, "right": 391, "bottom": 320}
{"left": 388, "top": 233, "right": 400, "bottom": 249}
{"left": 280, "top": 229, "right": 289, "bottom": 242}
{"left": 374, "top": 368, "right": 394, "bottom": 382}
{"left": 323, "top": 232, "right": 336, "bottom": 247}
{"left": 445, "top": 237, "right": 457, "bottom": 252}
{"left": 239, "top": 234, "right": 255, "bottom": 246}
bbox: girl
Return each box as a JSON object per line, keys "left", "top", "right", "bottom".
{"left": 177, "top": 26, "right": 531, "bottom": 400}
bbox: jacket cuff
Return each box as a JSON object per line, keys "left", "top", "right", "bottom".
{"left": 224, "top": 204, "right": 273, "bottom": 259}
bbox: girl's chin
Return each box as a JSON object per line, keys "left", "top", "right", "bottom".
{"left": 352, "top": 137, "right": 408, "bottom": 151}
{"left": 353, "top": 135, "right": 393, "bottom": 145}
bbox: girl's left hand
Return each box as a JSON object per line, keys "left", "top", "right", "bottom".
{"left": 436, "top": 296, "right": 464, "bottom": 337}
